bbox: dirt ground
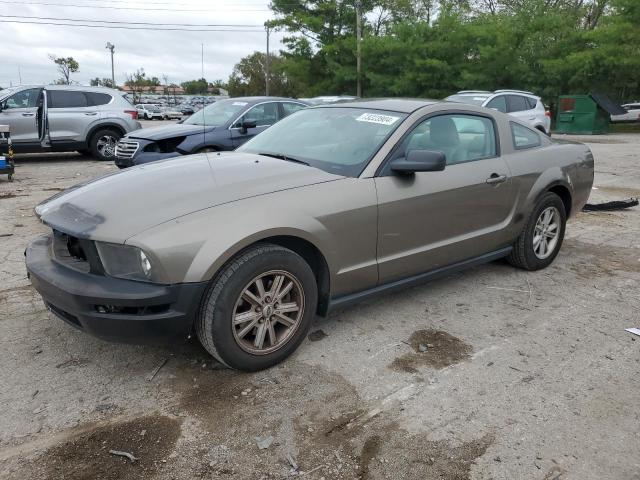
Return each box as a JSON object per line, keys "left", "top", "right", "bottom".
{"left": 0, "top": 127, "right": 639, "bottom": 480}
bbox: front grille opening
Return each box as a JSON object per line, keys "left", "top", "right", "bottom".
{"left": 66, "top": 235, "right": 87, "bottom": 261}
{"left": 94, "top": 304, "right": 171, "bottom": 315}
{"left": 52, "top": 230, "right": 90, "bottom": 273}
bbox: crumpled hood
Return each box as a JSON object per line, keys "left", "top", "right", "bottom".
{"left": 36, "top": 152, "right": 344, "bottom": 243}
{"left": 126, "top": 123, "right": 214, "bottom": 141}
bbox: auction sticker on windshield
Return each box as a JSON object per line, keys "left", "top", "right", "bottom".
{"left": 233, "top": 102, "right": 248, "bottom": 106}
{"left": 356, "top": 113, "right": 400, "bottom": 125}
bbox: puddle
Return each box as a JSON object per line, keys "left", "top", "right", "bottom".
{"left": 389, "top": 329, "right": 473, "bottom": 373}
{"left": 35, "top": 414, "right": 181, "bottom": 480}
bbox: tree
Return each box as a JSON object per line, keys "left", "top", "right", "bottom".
{"left": 181, "top": 78, "right": 209, "bottom": 95}
{"left": 49, "top": 55, "right": 79, "bottom": 85}
{"left": 90, "top": 77, "right": 114, "bottom": 88}
{"left": 264, "top": 0, "right": 639, "bottom": 102}
{"left": 227, "top": 52, "right": 296, "bottom": 97}
{"left": 124, "top": 69, "right": 161, "bottom": 100}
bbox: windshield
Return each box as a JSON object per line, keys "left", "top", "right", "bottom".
{"left": 237, "top": 107, "right": 408, "bottom": 177}
{"left": 0, "top": 86, "right": 22, "bottom": 101}
{"left": 183, "top": 99, "right": 247, "bottom": 126}
{"left": 446, "top": 94, "right": 489, "bottom": 106}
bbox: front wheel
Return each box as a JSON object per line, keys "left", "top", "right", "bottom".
{"left": 196, "top": 244, "right": 318, "bottom": 371}
{"left": 89, "top": 128, "right": 122, "bottom": 161}
{"left": 507, "top": 192, "right": 566, "bottom": 270}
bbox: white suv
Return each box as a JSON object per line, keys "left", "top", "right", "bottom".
{"left": 611, "top": 103, "right": 640, "bottom": 123}
{"left": 446, "top": 90, "right": 551, "bottom": 134}
{"left": 136, "top": 104, "right": 164, "bottom": 120}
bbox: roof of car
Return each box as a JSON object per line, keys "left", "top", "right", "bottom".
{"left": 226, "top": 96, "right": 308, "bottom": 104}
{"left": 320, "top": 98, "right": 438, "bottom": 113}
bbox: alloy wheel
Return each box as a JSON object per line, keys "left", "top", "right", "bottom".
{"left": 533, "top": 206, "right": 560, "bottom": 259}
{"left": 232, "top": 270, "right": 305, "bottom": 355}
{"left": 96, "top": 135, "right": 117, "bottom": 159}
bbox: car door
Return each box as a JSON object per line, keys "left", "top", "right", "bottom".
{"left": 230, "top": 102, "right": 280, "bottom": 147}
{"left": 47, "top": 90, "right": 97, "bottom": 143}
{"left": 375, "top": 113, "right": 516, "bottom": 284}
{"left": 0, "top": 87, "right": 42, "bottom": 144}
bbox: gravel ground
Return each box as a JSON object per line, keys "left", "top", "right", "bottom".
{"left": 0, "top": 130, "right": 639, "bottom": 480}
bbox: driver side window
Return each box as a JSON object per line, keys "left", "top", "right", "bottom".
{"left": 391, "top": 114, "right": 497, "bottom": 166}
{"left": 3, "top": 89, "right": 40, "bottom": 110}
{"left": 239, "top": 103, "right": 279, "bottom": 127}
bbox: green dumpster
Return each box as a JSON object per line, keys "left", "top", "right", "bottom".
{"left": 555, "top": 94, "right": 626, "bottom": 134}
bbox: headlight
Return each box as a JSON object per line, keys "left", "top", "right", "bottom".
{"left": 95, "top": 242, "right": 162, "bottom": 283}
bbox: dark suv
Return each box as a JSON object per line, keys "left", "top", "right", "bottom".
{"left": 115, "top": 97, "right": 308, "bottom": 168}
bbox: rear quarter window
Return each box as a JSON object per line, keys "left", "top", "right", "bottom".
{"left": 85, "top": 92, "right": 112, "bottom": 106}
{"left": 511, "top": 122, "right": 541, "bottom": 150}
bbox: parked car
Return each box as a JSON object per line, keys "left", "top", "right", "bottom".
{"left": 161, "top": 107, "right": 182, "bottom": 120}
{"left": 610, "top": 102, "right": 640, "bottom": 123}
{"left": 0, "top": 85, "right": 140, "bottom": 160}
{"left": 300, "top": 95, "right": 360, "bottom": 105}
{"left": 445, "top": 90, "right": 551, "bottom": 134}
{"left": 114, "top": 97, "right": 309, "bottom": 168}
{"left": 179, "top": 106, "right": 195, "bottom": 116}
{"left": 136, "top": 104, "right": 163, "bottom": 120}
{"left": 27, "top": 98, "right": 593, "bottom": 371}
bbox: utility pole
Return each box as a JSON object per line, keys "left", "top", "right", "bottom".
{"left": 265, "top": 24, "right": 270, "bottom": 96}
{"left": 355, "top": 0, "right": 362, "bottom": 97}
{"left": 105, "top": 42, "right": 115, "bottom": 87}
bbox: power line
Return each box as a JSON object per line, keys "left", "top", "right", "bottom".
{"left": 0, "top": 14, "right": 264, "bottom": 27}
{"left": 0, "top": 0, "right": 271, "bottom": 11}
{"left": 0, "top": 19, "right": 266, "bottom": 31}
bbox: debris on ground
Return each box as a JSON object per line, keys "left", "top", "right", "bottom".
{"left": 308, "top": 329, "right": 328, "bottom": 342}
{"left": 625, "top": 328, "right": 640, "bottom": 337}
{"left": 418, "top": 343, "right": 428, "bottom": 353}
{"left": 254, "top": 435, "right": 274, "bottom": 450}
{"left": 146, "top": 357, "right": 169, "bottom": 382}
{"left": 582, "top": 198, "right": 638, "bottom": 211}
{"left": 286, "top": 452, "right": 298, "bottom": 471}
{"left": 108, "top": 450, "right": 138, "bottom": 463}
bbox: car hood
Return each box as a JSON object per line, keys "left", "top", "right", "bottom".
{"left": 35, "top": 152, "right": 344, "bottom": 243}
{"left": 126, "top": 123, "right": 215, "bottom": 141}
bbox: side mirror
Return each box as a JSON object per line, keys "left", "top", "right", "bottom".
{"left": 390, "top": 150, "right": 446, "bottom": 175}
{"left": 240, "top": 120, "right": 257, "bottom": 134}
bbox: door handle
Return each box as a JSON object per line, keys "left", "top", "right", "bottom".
{"left": 22, "top": 113, "right": 35, "bottom": 117}
{"left": 84, "top": 112, "right": 98, "bottom": 116}
{"left": 486, "top": 173, "right": 507, "bottom": 185}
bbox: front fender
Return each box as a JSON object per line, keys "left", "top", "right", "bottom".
{"left": 127, "top": 178, "right": 379, "bottom": 296}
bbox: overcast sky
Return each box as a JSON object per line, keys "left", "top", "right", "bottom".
{"left": 0, "top": 0, "right": 284, "bottom": 88}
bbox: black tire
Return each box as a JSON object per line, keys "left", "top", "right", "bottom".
{"left": 89, "top": 128, "right": 122, "bottom": 161}
{"left": 144, "top": 113, "right": 149, "bottom": 120}
{"left": 507, "top": 192, "right": 566, "bottom": 271}
{"left": 196, "top": 244, "right": 318, "bottom": 372}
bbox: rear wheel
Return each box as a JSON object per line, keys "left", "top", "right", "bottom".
{"left": 507, "top": 192, "right": 566, "bottom": 270}
{"left": 89, "top": 128, "right": 121, "bottom": 161}
{"left": 196, "top": 244, "right": 317, "bottom": 371}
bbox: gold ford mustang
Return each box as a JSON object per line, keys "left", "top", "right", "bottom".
{"left": 26, "top": 99, "right": 594, "bottom": 371}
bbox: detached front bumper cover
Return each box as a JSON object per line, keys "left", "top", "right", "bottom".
{"left": 25, "top": 234, "right": 207, "bottom": 344}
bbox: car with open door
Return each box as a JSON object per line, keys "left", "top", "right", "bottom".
{"left": 27, "top": 99, "right": 593, "bottom": 371}
{"left": 114, "top": 97, "right": 309, "bottom": 168}
{"left": 0, "top": 85, "right": 141, "bottom": 161}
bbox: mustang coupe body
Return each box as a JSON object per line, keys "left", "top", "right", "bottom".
{"left": 26, "top": 99, "right": 594, "bottom": 371}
